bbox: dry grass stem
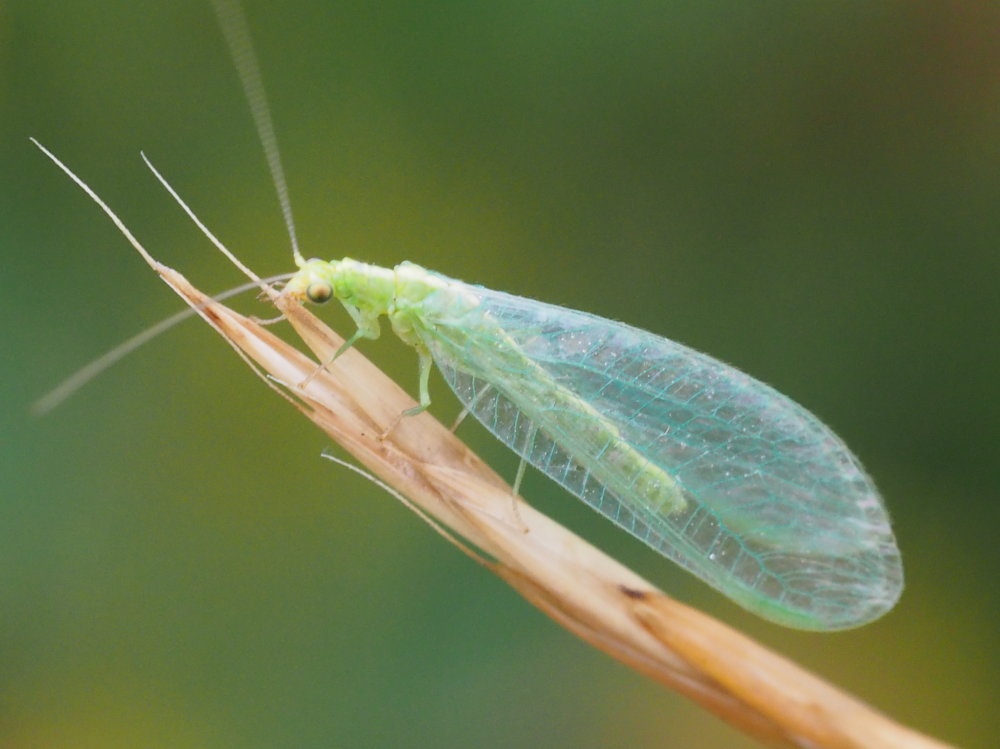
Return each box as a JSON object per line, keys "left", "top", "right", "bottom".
{"left": 149, "top": 259, "right": 949, "bottom": 749}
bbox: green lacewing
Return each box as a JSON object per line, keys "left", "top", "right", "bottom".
{"left": 280, "top": 257, "right": 902, "bottom": 630}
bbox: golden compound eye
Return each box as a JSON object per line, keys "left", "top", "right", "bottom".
{"left": 306, "top": 281, "right": 333, "bottom": 304}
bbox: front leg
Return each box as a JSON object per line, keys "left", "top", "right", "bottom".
{"left": 301, "top": 303, "right": 382, "bottom": 386}
{"left": 328, "top": 302, "right": 382, "bottom": 364}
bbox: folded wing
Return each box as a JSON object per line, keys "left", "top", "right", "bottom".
{"left": 412, "top": 279, "right": 903, "bottom": 630}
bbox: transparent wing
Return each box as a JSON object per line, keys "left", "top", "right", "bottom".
{"left": 412, "top": 278, "right": 903, "bottom": 630}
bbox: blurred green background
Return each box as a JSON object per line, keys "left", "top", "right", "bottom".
{"left": 3, "top": 1, "right": 998, "bottom": 747}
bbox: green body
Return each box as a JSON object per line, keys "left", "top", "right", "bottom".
{"left": 284, "top": 256, "right": 903, "bottom": 630}
{"left": 286, "top": 258, "right": 687, "bottom": 516}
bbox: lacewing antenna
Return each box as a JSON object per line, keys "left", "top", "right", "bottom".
{"left": 31, "top": 270, "right": 294, "bottom": 416}
{"left": 209, "top": 0, "right": 303, "bottom": 266}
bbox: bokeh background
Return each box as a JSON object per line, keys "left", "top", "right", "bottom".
{"left": 3, "top": 1, "right": 998, "bottom": 747}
